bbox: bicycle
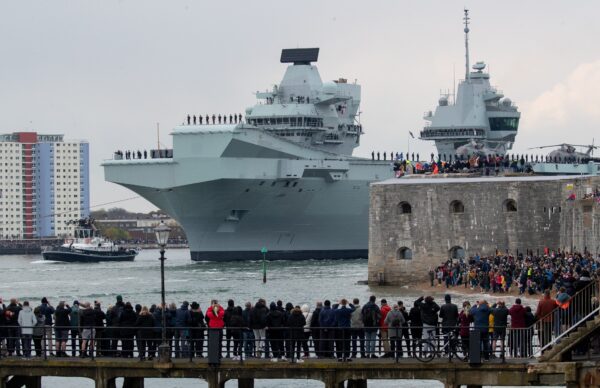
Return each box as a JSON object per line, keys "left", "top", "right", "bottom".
{"left": 414, "top": 329, "right": 468, "bottom": 362}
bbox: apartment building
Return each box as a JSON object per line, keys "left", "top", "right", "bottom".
{"left": 0, "top": 132, "right": 89, "bottom": 238}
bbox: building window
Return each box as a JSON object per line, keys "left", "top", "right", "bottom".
{"left": 397, "top": 201, "right": 412, "bottom": 214}
{"left": 450, "top": 200, "right": 464, "bottom": 214}
{"left": 504, "top": 199, "right": 517, "bottom": 212}
{"left": 397, "top": 247, "right": 412, "bottom": 260}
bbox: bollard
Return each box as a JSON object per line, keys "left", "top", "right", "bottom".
{"left": 208, "top": 329, "right": 221, "bottom": 366}
{"left": 469, "top": 330, "right": 481, "bottom": 364}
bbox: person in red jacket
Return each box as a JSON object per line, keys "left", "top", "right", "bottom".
{"left": 206, "top": 300, "right": 225, "bottom": 328}
{"left": 379, "top": 299, "right": 392, "bottom": 357}
{"left": 535, "top": 290, "right": 557, "bottom": 349}
{"left": 458, "top": 301, "right": 473, "bottom": 355}
{"left": 508, "top": 298, "right": 527, "bottom": 357}
{"left": 206, "top": 300, "right": 225, "bottom": 359}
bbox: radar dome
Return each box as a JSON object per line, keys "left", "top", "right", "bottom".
{"left": 438, "top": 96, "right": 448, "bottom": 106}
{"left": 472, "top": 61, "right": 486, "bottom": 72}
{"left": 322, "top": 81, "right": 338, "bottom": 95}
{"left": 502, "top": 98, "right": 512, "bottom": 107}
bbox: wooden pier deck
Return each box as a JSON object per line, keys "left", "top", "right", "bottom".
{"left": 1, "top": 356, "right": 593, "bottom": 388}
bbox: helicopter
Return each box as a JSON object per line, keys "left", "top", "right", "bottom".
{"left": 528, "top": 142, "right": 598, "bottom": 161}
{"left": 455, "top": 139, "right": 506, "bottom": 158}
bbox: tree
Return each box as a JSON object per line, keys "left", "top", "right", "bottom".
{"left": 102, "top": 227, "right": 130, "bottom": 241}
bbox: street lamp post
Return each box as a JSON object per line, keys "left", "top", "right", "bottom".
{"left": 261, "top": 247, "right": 268, "bottom": 283}
{"left": 155, "top": 221, "right": 171, "bottom": 363}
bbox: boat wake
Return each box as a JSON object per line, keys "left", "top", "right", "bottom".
{"left": 31, "top": 259, "right": 57, "bottom": 264}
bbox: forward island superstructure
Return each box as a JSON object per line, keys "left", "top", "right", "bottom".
{"left": 103, "top": 48, "right": 391, "bottom": 261}
{"left": 420, "top": 9, "right": 520, "bottom": 157}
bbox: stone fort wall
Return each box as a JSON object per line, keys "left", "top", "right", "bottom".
{"left": 368, "top": 175, "right": 600, "bottom": 286}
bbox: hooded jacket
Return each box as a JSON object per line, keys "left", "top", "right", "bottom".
{"left": 18, "top": 306, "right": 36, "bottom": 335}
{"left": 409, "top": 299, "right": 422, "bottom": 327}
{"left": 39, "top": 302, "right": 55, "bottom": 326}
{"left": 287, "top": 308, "right": 306, "bottom": 328}
{"left": 470, "top": 303, "right": 491, "bottom": 331}
{"left": 205, "top": 304, "right": 225, "bottom": 328}
{"left": 54, "top": 305, "right": 71, "bottom": 328}
{"left": 228, "top": 307, "right": 245, "bottom": 329}
{"left": 266, "top": 303, "right": 286, "bottom": 328}
{"left": 535, "top": 295, "right": 556, "bottom": 323}
{"left": 492, "top": 305, "right": 509, "bottom": 328}
{"left": 80, "top": 306, "right": 97, "bottom": 328}
{"left": 301, "top": 304, "right": 312, "bottom": 332}
{"left": 318, "top": 305, "right": 336, "bottom": 328}
{"left": 70, "top": 304, "right": 80, "bottom": 329}
{"left": 287, "top": 308, "right": 306, "bottom": 339}
{"left": 458, "top": 309, "right": 472, "bottom": 337}
{"left": 135, "top": 312, "right": 156, "bottom": 339}
{"left": 249, "top": 301, "right": 268, "bottom": 330}
{"left": 420, "top": 298, "right": 440, "bottom": 326}
{"left": 350, "top": 304, "right": 364, "bottom": 329}
{"left": 361, "top": 301, "right": 381, "bottom": 332}
{"left": 440, "top": 301, "right": 459, "bottom": 327}
{"left": 333, "top": 304, "right": 355, "bottom": 328}
{"left": 175, "top": 303, "right": 191, "bottom": 328}
{"left": 508, "top": 303, "right": 526, "bottom": 328}
{"left": 384, "top": 309, "right": 405, "bottom": 338}
{"left": 119, "top": 305, "right": 138, "bottom": 336}
{"left": 379, "top": 303, "right": 391, "bottom": 329}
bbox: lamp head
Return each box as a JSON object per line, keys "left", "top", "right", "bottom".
{"left": 154, "top": 221, "right": 171, "bottom": 247}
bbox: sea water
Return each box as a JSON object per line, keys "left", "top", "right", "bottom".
{"left": 2, "top": 250, "right": 557, "bottom": 387}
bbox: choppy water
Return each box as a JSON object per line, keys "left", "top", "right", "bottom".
{"left": 2, "top": 250, "right": 558, "bottom": 387}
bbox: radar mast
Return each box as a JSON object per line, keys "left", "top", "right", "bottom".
{"left": 464, "top": 8, "right": 470, "bottom": 82}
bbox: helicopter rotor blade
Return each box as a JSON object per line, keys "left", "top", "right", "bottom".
{"left": 528, "top": 144, "right": 565, "bottom": 150}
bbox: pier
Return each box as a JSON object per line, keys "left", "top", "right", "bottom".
{"left": 2, "top": 269, "right": 600, "bottom": 387}
{"left": 2, "top": 356, "right": 598, "bottom": 388}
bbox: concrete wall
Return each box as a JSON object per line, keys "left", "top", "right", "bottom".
{"left": 368, "top": 175, "right": 600, "bottom": 285}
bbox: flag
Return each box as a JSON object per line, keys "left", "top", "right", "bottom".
{"left": 409, "top": 131, "right": 415, "bottom": 138}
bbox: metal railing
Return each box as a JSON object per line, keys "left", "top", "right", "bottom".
{"left": 533, "top": 278, "right": 600, "bottom": 356}
{"left": 0, "top": 325, "right": 548, "bottom": 363}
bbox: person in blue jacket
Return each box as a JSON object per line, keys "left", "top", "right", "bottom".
{"left": 318, "top": 300, "right": 336, "bottom": 358}
{"left": 470, "top": 300, "right": 491, "bottom": 360}
{"left": 333, "top": 299, "right": 355, "bottom": 361}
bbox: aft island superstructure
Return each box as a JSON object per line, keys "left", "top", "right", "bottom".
{"left": 420, "top": 9, "right": 520, "bottom": 157}
{"left": 103, "top": 48, "right": 391, "bottom": 261}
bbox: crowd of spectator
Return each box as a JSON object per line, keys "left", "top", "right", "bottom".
{"left": 2, "top": 289, "right": 597, "bottom": 363}
{"left": 429, "top": 251, "right": 600, "bottom": 295}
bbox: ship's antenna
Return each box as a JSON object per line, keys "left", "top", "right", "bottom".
{"left": 453, "top": 63, "right": 456, "bottom": 104}
{"left": 463, "top": 8, "right": 471, "bottom": 82}
{"left": 157, "top": 122, "right": 160, "bottom": 152}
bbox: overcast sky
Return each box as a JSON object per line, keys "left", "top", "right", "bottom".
{"left": 1, "top": 1, "right": 599, "bottom": 212}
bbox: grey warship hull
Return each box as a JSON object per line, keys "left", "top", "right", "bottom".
{"left": 113, "top": 171, "right": 386, "bottom": 261}
{"left": 108, "top": 149, "right": 391, "bottom": 261}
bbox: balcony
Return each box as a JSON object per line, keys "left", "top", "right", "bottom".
{"left": 420, "top": 128, "right": 486, "bottom": 140}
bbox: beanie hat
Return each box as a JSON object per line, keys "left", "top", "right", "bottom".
{"left": 116, "top": 295, "right": 123, "bottom": 302}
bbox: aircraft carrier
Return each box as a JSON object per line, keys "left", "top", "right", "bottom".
{"left": 103, "top": 48, "right": 392, "bottom": 261}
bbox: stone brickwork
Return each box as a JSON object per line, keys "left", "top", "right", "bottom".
{"left": 368, "top": 175, "right": 600, "bottom": 286}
